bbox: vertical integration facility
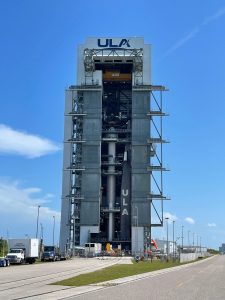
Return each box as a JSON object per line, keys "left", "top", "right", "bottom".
{"left": 60, "top": 37, "right": 169, "bottom": 254}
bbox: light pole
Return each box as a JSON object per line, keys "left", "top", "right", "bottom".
{"left": 40, "top": 223, "right": 44, "bottom": 259}
{"left": 181, "top": 225, "right": 184, "bottom": 252}
{"left": 53, "top": 216, "right": 55, "bottom": 246}
{"left": 175, "top": 237, "right": 180, "bottom": 259}
{"left": 188, "top": 230, "right": 191, "bottom": 247}
{"left": 40, "top": 223, "right": 43, "bottom": 241}
{"left": 173, "top": 220, "right": 175, "bottom": 261}
{"left": 197, "top": 235, "right": 199, "bottom": 251}
{"left": 36, "top": 205, "right": 41, "bottom": 239}
{"left": 165, "top": 217, "right": 169, "bottom": 261}
{"left": 193, "top": 232, "right": 195, "bottom": 248}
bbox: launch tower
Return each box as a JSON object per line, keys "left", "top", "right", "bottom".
{"left": 60, "top": 37, "right": 169, "bottom": 254}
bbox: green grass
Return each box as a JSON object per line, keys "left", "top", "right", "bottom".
{"left": 53, "top": 260, "right": 181, "bottom": 287}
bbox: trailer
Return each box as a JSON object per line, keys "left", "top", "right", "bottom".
{"left": 85, "top": 243, "right": 102, "bottom": 257}
{"left": 6, "top": 238, "right": 39, "bottom": 264}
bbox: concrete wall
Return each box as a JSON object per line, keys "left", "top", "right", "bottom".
{"left": 132, "top": 226, "right": 144, "bottom": 254}
{"left": 180, "top": 252, "right": 208, "bottom": 263}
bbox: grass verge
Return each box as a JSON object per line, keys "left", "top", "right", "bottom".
{"left": 52, "top": 260, "right": 182, "bottom": 287}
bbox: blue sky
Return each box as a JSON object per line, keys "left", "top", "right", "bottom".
{"left": 0, "top": 0, "right": 225, "bottom": 249}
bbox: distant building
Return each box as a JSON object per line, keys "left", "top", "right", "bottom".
{"left": 155, "top": 239, "right": 176, "bottom": 255}
{"left": 219, "top": 243, "right": 225, "bottom": 254}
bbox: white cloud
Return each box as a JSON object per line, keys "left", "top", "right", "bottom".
{"left": 0, "top": 124, "right": 61, "bottom": 158}
{"left": 185, "top": 217, "right": 195, "bottom": 224}
{"left": 152, "top": 212, "right": 178, "bottom": 241}
{"left": 164, "top": 212, "right": 178, "bottom": 223}
{"left": 208, "top": 223, "right": 216, "bottom": 227}
{"left": 164, "top": 5, "right": 225, "bottom": 56}
{"left": 0, "top": 179, "right": 60, "bottom": 243}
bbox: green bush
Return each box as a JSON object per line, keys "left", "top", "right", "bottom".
{"left": 0, "top": 238, "right": 8, "bottom": 257}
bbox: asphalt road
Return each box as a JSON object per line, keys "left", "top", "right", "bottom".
{"left": 0, "top": 257, "right": 126, "bottom": 300}
{"left": 1, "top": 255, "right": 224, "bottom": 300}
{"left": 72, "top": 255, "right": 225, "bottom": 300}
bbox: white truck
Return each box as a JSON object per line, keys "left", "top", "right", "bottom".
{"left": 6, "top": 238, "right": 39, "bottom": 264}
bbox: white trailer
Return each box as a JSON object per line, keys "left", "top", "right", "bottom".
{"left": 85, "top": 243, "right": 102, "bottom": 257}
{"left": 6, "top": 238, "right": 39, "bottom": 264}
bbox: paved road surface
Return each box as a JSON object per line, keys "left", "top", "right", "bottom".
{"left": 73, "top": 255, "right": 225, "bottom": 300}
{"left": 0, "top": 257, "right": 126, "bottom": 300}
{"left": 1, "top": 255, "right": 224, "bottom": 300}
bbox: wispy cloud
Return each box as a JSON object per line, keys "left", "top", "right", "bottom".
{"left": 166, "top": 27, "right": 200, "bottom": 55}
{"left": 165, "top": 5, "right": 225, "bottom": 56}
{"left": 185, "top": 217, "right": 195, "bottom": 224}
{"left": 0, "top": 178, "right": 60, "bottom": 242}
{"left": 207, "top": 223, "right": 216, "bottom": 227}
{"left": 0, "top": 124, "right": 61, "bottom": 158}
{"left": 164, "top": 212, "right": 178, "bottom": 223}
{"left": 202, "top": 6, "right": 225, "bottom": 25}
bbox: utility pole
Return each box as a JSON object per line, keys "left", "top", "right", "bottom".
{"left": 165, "top": 217, "right": 169, "bottom": 261}
{"left": 181, "top": 225, "right": 184, "bottom": 253}
{"left": 173, "top": 220, "right": 175, "bottom": 261}
{"left": 40, "top": 223, "right": 43, "bottom": 241}
{"left": 36, "top": 205, "right": 41, "bottom": 239}
{"left": 188, "top": 230, "right": 191, "bottom": 246}
{"left": 53, "top": 216, "right": 55, "bottom": 246}
{"left": 197, "top": 235, "right": 199, "bottom": 252}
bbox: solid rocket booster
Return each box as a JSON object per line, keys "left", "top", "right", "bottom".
{"left": 107, "top": 129, "right": 117, "bottom": 241}
{"left": 120, "top": 146, "right": 131, "bottom": 240}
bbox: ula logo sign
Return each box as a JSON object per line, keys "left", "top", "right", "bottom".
{"left": 97, "top": 38, "right": 130, "bottom": 48}
{"left": 122, "top": 189, "right": 129, "bottom": 216}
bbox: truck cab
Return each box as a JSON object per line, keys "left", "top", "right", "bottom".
{"left": 6, "top": 248, "right": 25, "bottom": 264}
{"left": 41, "top": 246, "right": 60, "bottom": 262}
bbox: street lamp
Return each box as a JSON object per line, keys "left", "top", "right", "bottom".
{"left": 165, "top": 217, "right": 169, "bottom": 261}
{"left": 40, "top": 223, "right": 44, "bottom": 241}
{"left": 172, "top": 220, "right": 175, "bottom": 261}
{"left": 175, "top": 237, "right": 180, "bottom": 259}
{"left": 181, "top": 225, "right": 184, "bottom": 252}
{"left": 197, "top": 235, "right": 199, "bottom": 251}
{"left": 35, "top": 205, "right": 41, "bottom": 239}
{"left": 188, "top": 230, "right": 191, "bottom": 246}
{"left": 53, "top": 216, "right": 55, "bottom": 246}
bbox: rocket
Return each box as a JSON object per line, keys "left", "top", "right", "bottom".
{"left": 120, "top": 146, "right": 131, "bottom": 240}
